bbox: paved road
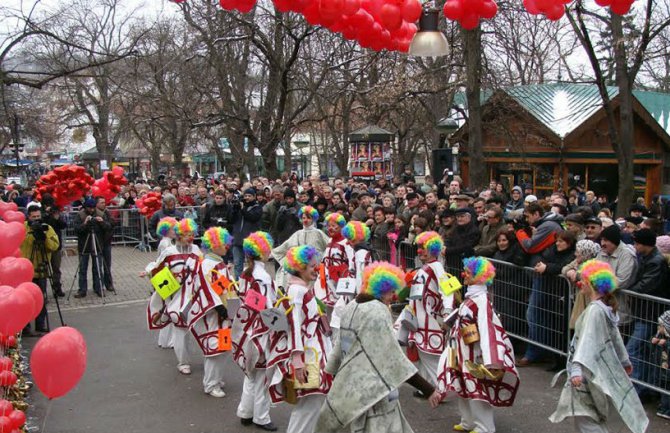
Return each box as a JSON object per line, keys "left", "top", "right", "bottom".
{"left": 25, "top": 301, "right": 669, "bottom": 433}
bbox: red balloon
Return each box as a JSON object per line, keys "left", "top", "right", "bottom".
{"left": 594, "top": 0, "right": 612, "bottom": 5}
{"left": 443, "top": 0, "right": 465, "bottom": 21}
{"left": 319, "top": 0, "right": 344, "bottom": 20}
{"left": 273, "top": 0, "right": 292, "bottom": 12}
{"left": 30, "top": 327, "right": 87, "bottom": 399}
{"left": 0, "top": 371, "right": 17, "bottom": 387}
{"left": 0, "top": 211, "right": 24, "bottom": 224}
{"left": 402, "top": 0, "right": 422, "bottom": 22}
{"left": 379, "top": 4, "right": 403, "bottom": 31}
{"left": 0, "top": 358, "right": 11, "bottom": 372}
{"left": 544, "top": 3, "right": 565, "bottom": 20}
{"left": 17, "top": 282, "right": 44, "bottom": 319}
{"left": 0, "top": 289, "right": 34, "bottom": 335}
{"left": 459, "top": 12, "right": 480, "bottom": 29}
{"left": 0, "top": 416, "right": 12, "bottom": 433}
{"left": 5, "top": 336, "right": 16, "bottom": 348}
{"left": 0, "top": 257, "right": 34, "bottom": 287}
{"left": 0, "top": 400, "right": 11, "bottom": 416}
{"left": 0, "top": 222, "right": 26, "bottom": 259}
{"left": 523, "top": 0, "right": 541, "bottom": 14}
{"left": 7, "top": 411, "right": 24, "bottom": 429}
{"left": 342, "top": 0, "right": 360, "bottom": 15}
{"left": 0, "top": 287, "right": 11, "bottom": 299}
{"left": 610, "top": 0, "right": 632, "bottom": 15}
{"left": 479, "top": 0, "right": 498, "bottom": 19}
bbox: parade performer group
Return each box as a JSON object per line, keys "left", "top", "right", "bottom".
{"left": 142, "top": 207, "right": 649, "bottom": 433}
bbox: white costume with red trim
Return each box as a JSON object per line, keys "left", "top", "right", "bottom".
{"left": 152, "top": 237, "right": 176, "bottom": 348}
{"left": 192, "top": 253, "right": 233, "bottom": 394}
{"left": 313, "top": 234, "right": 353, "bottom": 307}
{"left": 146, "top": 244, "right": 206, "bottom": 367}
{"left": 267, "top": 276, "right": 333, "bottom": 433}
{"left": 437, "top": 285, "right": 519, "bottom": 433}
{"left": 407, "top": 260, "right": 457, "bottom": 385}
{"left": 330, "top": 246, "right": 371, "bottom": 330}
{"left": 231, "top": 261, "right": 277, "bottom": 426}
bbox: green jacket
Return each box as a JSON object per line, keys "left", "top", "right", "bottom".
{"left": 20, "top": 221, "right": 60, "bottom": 278}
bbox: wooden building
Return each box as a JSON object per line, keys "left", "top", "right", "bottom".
{"left": 451, "top": 83, "right": 670, "bottom": 203}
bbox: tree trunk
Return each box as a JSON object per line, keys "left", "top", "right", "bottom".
{"left": 464, "top": 27, "right": 486, "bottom": 190}
{"left": 612, "top": 14, "right": 635, "bottom": 217}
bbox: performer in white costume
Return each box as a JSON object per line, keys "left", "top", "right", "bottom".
{"left": 313, "top": 212, "right": 353, "bottom": 308}
{"left": 267, "top": 246, "right": 333, "bottom": 433}
{"left": 232, "top": 231, "right": 278, "bottom": 431}
{"left": 191, "top": 226, "right": 235, "bottom": 398}
{"left": 436, "top": 257, "right": 519, "bottom": 433}
{"left": 272, "top": 206, "right": 329, "bottom": 289}
{"left": 146, "top": 219, "right": 205, "bottom": 375}
{"left": 550, "top": 260, "right": 648, "bottom": 433}
{"left": 406, "top": 231, "right": 457, "bottom": 390}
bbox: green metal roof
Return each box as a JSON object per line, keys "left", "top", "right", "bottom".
{"left": 453, "top": 83, "right": 670, "bottom": 139}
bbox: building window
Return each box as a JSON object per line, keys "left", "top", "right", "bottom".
{"left": 534, "top": 164, "right": 554, "bottom": 191}
{"left": 413, "top": 155, "right": 426, "bottom": 176}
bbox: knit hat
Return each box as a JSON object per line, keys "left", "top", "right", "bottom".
{"left": 284, "top": 188, "right": 296, "bottom": 199}
{"left": 575, "top": 239, "right": 601, "bottom": 259}
{"left": 243, "top": 188, "right": 256, "bottom": 196}
{"left": 633, "top": 228, "right": 656, "bottom": 247}
{"left": 511, "top": 186, "right": 523, "bottom": 195}
{"left": 625, "top": 216, "right": 644, "bottom": 225}
{"left": 600, "top": 225, "right": 621, "bottom": 245}
{"left": 656, "top": 235, "right": 670, "bottom": 255}
{"left": 659, "top": 310, "right": 670, "bottom": 335}
{"left": 524, "top": 195, "right": 538, "bottom": 203}
{"left": 84, "top": 198, "right": 96, "bottom": 208}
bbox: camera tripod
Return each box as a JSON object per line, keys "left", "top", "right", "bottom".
{"left": 30, "top": 233, "right": 66, "bottom": 330}
{"left": 66, "top": 227, "right": 115, "bottom": 305}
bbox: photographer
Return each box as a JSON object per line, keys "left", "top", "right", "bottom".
{"left": 41, "top": 196, "right": 67, "bottom": 297}
{"left": 201, "top": 189, "right": 230, "bottom": 230}
{"left": 73, "top": 197, "right": 114, "bottom": 298}
{"left": 228, "top": 188, "right": 263, "bottom": 277}
{"left": 20, "top": 205, "right": 59, "bottom": 335}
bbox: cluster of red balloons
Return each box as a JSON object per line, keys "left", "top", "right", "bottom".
{"left": 0, "top": 201, "right": 23, "bottom": 225}
{"left": 30, "top": 327, "right": 87, "bottom": 399}
{"left": 443, "top": 0, "right": 498, "bottom": 30}
{"left": 35, "top": 165, "right": 95, "bottom": 208}
{"left": 595, "top": 0, "right": 634, "bottom": 15}
{"left": 523, "top": 0, "right": 571, "bottom": 21}
{"left": 135, "top": 192, "right": 163, "bottom": 218}
{"left": 0, "top": 397, "right": 25, "bottom": 433}
{"left": 92, "top": 166, "right": 128, "bottom": 204}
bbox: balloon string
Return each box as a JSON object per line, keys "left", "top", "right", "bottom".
{"left": 41, "top": 399, "right": 53, "bottom": 433}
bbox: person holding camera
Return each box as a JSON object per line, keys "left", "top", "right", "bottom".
{"left": 74, "top": 197, "right": 114, "bottom": 298}
{"left": 20, "top": 205, "right": 60, "bottom": 335}
{"left": 202, "top": 189, "right": 230, "bottom": 230}
{"left": 228, "top": 188, "right": 263, "bottom": 278}
{"left": 40, "top": 196, "right": 67, "bottom": 297}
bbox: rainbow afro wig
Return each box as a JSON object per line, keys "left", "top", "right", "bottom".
{"left": 201, "top": 227, "right": 233, "bottom": 251}
{"left": 284, "top": 245, "right": 320, "bottom": 276}
{"left": 342, "top": 221, "right": 370, "bottom": 244}
{"left": 298, "top": 205, "right": 319, "bottom": 222}
{"left": 361, "top": 262, "right": 406, "bottom": 300}
{"left": 415, "top": 231, "right": 444, "bottom": 257}
{"left": 156, "top": 217, "right": 178, "bottom": 237}
{"left": 325, "top": 212, "right": 346, "bottom": 227}
{"left": 175, "top": 218, "right": 198, "bottom": 237}
{"left": 463, "top": 256, "right": 496, "bottom": 286}
{"left": 578, "top": 259, "right": 617, "bottom": 295}
{"left": 243, "top": 231, "right": 274, "bottom": 259}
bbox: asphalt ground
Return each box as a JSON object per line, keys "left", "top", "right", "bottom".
{"left": 24, "top": 300, "right": 669, "bottom": 433}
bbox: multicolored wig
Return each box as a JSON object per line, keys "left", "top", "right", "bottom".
{"left": 463, "top": 256, "right": 496, "bottom": 286}
{"left": 201, "top": 227, "right": 233, "bottom": 251}
{"left": 578, "top": 259, "right": 617, "bottom": 295}
{"left": 243, "top": 231, "right": 274, "bottom": 259}
{"left": 156, "top": 217, "right": 178, "bottom": 237}
{"left": 361, "top": 262, "right": 406, "bottom": 300}
{"left": 342, "top": 221, "right": 370, "bottom": 244}
{"left": 325, "top": 212, "right": 346, "bottom": 227}
{"left": 284, "top": 245, "right": 320, "bottom": 276}
{"left": 298, "top": 205, "right": 319, "bottom": 221}
{"left": 415, "top": 231, "right": 444, "bottom": 257}
{"left": 175, "top": 218, "right": 198, "bottom": 237}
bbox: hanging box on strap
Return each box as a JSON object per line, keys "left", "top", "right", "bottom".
{"left": 243, "top": 290, "right": 266, "bottom": 312}
{"left": 439, "top": 273, "right": 462, "bottom": 297}
{"left": 151, "top": 267, "right": 180, "bottom": 300}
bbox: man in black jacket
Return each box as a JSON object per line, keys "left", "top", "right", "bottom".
{"left": 74, "top": 197, "right": 114, "bottom": 298}
{"left": 202, "top": 189, "right": 230, "bottom": 230}
{"left": 228, "top": 188, "right": 263, "bottom": 278}
{"left": 626, "top": 228, "right": 670, "bottom": 396}
{"left": 274, "top": 188, "right": 303, "bottom": 245}
{"left": 444, "top": 207, "right": 480, "bottom": 269}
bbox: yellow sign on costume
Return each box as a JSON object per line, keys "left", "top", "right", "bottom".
{"left": 151, "top": 267, "right": 180, "bottom": 300}
{"left": 439, "top": 274, "right": 462, "bottom": 297}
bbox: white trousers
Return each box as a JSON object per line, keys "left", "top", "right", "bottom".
{"left": 158, "top": 323, "right": 174, "bottom": 348}
{"left": 574, "top": 416, "right": 609, "bottom": 433}
{"left": 417, "top": 350, "right": 440, "bottom": 386}
{"left": 458, "top": 398, "right": 495, "bottom": 433}
{"left": 203, "top": 354, "right": 226, "bottom": 393}
{"left": 236, "top": 370, "right": 272, "bottom": 425}
{"left": 286, "top": 394, "right": 326, "bottom": 433}
{"left": 172, "top": 326, "right": 191, "bottom": 366}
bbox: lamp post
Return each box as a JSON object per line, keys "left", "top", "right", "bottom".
{"left": 408, "top": 7, "right": 450, "bottom": 57}
{"left": 436, "top": 117, "right": 458, "bottom": 148}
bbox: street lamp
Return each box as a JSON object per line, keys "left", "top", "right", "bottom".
{"left": 408, "top": 8, "right": 450, "bottom": 57}
{"left": 436, "top": 117, "right": 459, "bottom": 147}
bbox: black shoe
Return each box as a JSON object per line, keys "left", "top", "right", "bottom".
{"left": 22, "top": 329, "right": 45, "bottom": 338}
{"left": 94, "top": 291, "right": 102, "bottom": 297}
{"left": 74, "top": 292, "right": 87, "bottom": 298}
{"left": 240, "top": 418, "right": 253, "bottom": 426}
{"left": 53, "top": 289, "right": 65, "bottom": 297}
{"left": 106, "top": 286, "right": 116, "bottom": 293}
{"left": 253, "top": 422, "right": 278, "bottom": 432}
{"left": 413, "top": 390, "right": 428, "bottom": 399}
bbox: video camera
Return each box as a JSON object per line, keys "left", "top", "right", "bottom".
{"left": 30, "top": 219, "right": 50, "bottom": 241}
{"left": 504, "top": 214, "right": 529, "bottom": 231}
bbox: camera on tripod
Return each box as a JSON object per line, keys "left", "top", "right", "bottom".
{"left": 30, "top": 220, "right": 50, "bottom": 241}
